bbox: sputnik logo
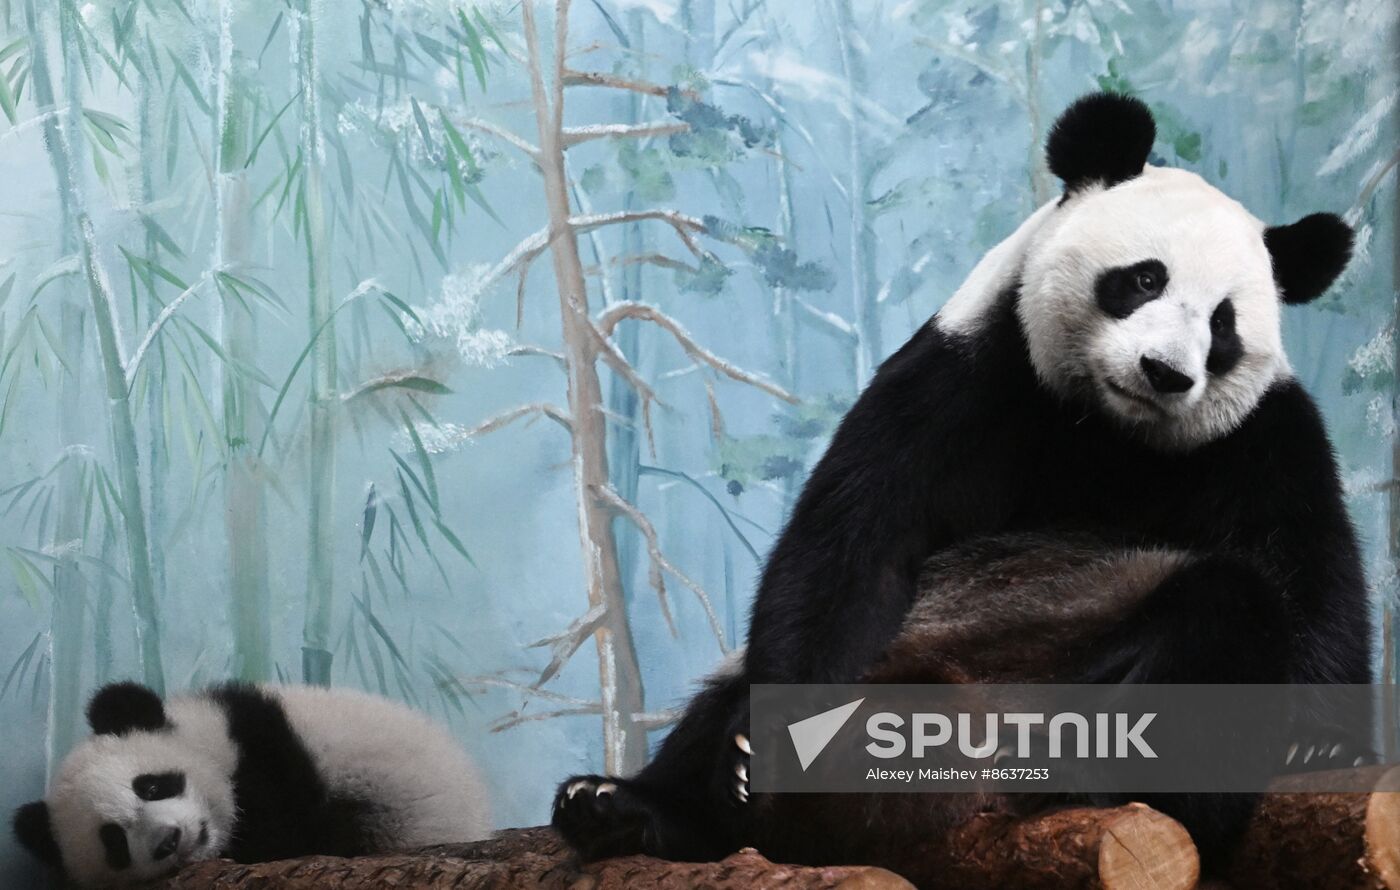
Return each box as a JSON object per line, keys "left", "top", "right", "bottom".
{"left": 787, "top": 698, "right": 865, "bottom": 771}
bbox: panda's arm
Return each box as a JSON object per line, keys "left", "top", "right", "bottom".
{"left": 1237, "top": 381, "right": 1372, "bottom": 684}
{"left": 743, "top": 322, "right": 1025, "bottom": 686}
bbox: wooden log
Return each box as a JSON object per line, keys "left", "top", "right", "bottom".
{"left": 938, "top": 802, "right": 1198, "bottom": 890}
{"left": 1229, "top": 768, "right": 1400, "bottom": 890}
{"left": 159, "top": 827, "right": 914, "bottom": 890}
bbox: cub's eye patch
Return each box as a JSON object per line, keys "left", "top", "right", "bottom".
{"left": 99, "top": 823, "right": 131, "bottom": 870}
{"left": 133, "top": 771, "right": 185, "bottom": 801}
{"left": 1207, "top": 298, "right": 1243, "bottom": 376}
{"left": 1095, "top": 259, "right": 1169, "bottom": 319}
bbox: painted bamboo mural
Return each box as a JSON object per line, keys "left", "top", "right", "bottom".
{"left": 295, "top": 0, "right": 338, "bottom": 687}
{"left": 215, "top": 0, "right": 271, "bottom": 682}
{"left": 23, "top": 0, "right": 164, "bottom": 695}
{"left": 0, "top": 1, "right": 1393, "bottom": 883}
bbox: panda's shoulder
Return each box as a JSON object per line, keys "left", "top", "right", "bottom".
{"left": 1233, "top": 376, "right": 1338, "bottom": 469}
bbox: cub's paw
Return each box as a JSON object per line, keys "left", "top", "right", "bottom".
{"left": 551, "top": 775, "right": 654, "bottom": 860}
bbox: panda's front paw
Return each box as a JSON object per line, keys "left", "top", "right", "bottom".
{"left": 1280, "top": 738, "right": 1375, "bottom": 773}
{"left": 551, "top": 774, "right": 653, "bottom": 860}
{"left": 731, "top": 731, "right": 752, "bottom": 804}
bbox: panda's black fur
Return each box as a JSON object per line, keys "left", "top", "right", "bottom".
{"left": 552, "top": 93, "right": 1371, "bottom": 880}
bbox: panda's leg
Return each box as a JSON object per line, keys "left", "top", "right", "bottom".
{"left": 552, "top": 670, "right": 747, "bottom": 861}
{"left": 1074, "top": 555, "right": 1295, "bottom": 872}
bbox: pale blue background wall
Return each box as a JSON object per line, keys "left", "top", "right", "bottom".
{"left": 0, "top": 0, "right": 1395, "bottom": 883}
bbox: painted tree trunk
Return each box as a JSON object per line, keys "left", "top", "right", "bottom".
{"left": 296, "top": 0, "right": 338, "bottom": 686}
{"left": 26, "top": 0, "right": 165, "bottom": 694}
{"left": 831, "top": 0, "right": 882, "bottom": 388}
{"left": 218, "top": 6, "right": 272, "bottom": 682}
{"left": 523, "top": 0, "right": 647, "bottom": 774}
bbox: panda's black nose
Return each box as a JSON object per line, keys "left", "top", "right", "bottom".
{"left": 152, "top": 827, "right": 181, "bottom": 861}
{"left": 1140, "top": 357, "right": 1194, "bottom": 394}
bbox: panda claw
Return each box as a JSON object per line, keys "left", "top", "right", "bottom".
{"left": 596, "top": 782, "right": 617, "bottom": 797}
{"left": 735, "top": 763, "right": 748, "bottom": 782}
{"left": 736, "top": 785, "right": 749, "bottom": 803}
{"left": 1285, "top": 743, "right": 1298, "bottom": 766}
{"left": 736, "top": 733, "right": 752, "bottom": 756}
{"left": 567, "top": 779, "right": 590, "bottom": 800}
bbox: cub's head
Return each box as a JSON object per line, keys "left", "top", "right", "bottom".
{"left": 12, "top": 682, "right": 235, "bottom": 887}
{"left": 1011, "top": 93, "right": 1351, "bottom": 449}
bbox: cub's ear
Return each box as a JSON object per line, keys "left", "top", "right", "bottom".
{"left": 13, "top": 801, "right": 61, "bottom": 867}
{"left": 1046, "top": 92, "right": 1156, "bottom": 194}
{"left": 87, "top": 681, "right": 167, "bottom": 735}
{"left": 1264, "top": 213, "right": 1353, "bottom": 305}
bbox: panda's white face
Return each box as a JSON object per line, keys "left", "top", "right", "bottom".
{"left": 43, "top": 702, "right": 236, "bottom": 887}
{"left": 1019, "top": 166, "right": 1288, "bottom": 450}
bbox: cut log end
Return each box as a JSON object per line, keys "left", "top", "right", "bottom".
{"left": 1366, "top": 778, "right": 1400, "bottom": 888}
{"left": 1097, "top": 802, "right": 1199, "bottom": 890}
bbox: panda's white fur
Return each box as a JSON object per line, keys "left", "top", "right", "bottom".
{"left": 44, "top": 696, "right": 237, "bottom": 886}
{"left": 940, "top": 165, "right": 1288, "bottom": 451}
{"left": 26, "top": 683, "right": 490, "bottom": 887}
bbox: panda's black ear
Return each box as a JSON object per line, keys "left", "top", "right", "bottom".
{"left": 1046, "top": 92, "right": 1156, "bottom": 194}
{"left": 87, "top": 681, "right": 167, "bottom": 735}
{"left": 13, "top": 801, "right": 61, "bottom": 867}
{"left": 1265, "top": 213, "right": 1353, "bottom": 305}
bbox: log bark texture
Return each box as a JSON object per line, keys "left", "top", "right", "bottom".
{"left": 160, "top": 804, "right": 1197, "bottom": 890}
{"left": 1228, "top": 769, "right": 1400, "bottom": 890}
{"left": 940, "top": 802, "right": 1197, "bottom": 890}
{"left": 160, "top": 782, "right": 1400, "bottom": 890}
{"left": 160, "top": 827, "right": 914, "bottom": 890}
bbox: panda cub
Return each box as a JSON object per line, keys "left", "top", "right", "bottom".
{"left": 13, "top": 681, "right": 491, "bottom": 887}
{"left": 553, "top": 92, "right": 1371, "bottom": 875}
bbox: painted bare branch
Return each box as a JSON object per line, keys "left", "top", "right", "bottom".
{"left": 593, "top": 483, "right": 727, "bottom": 648}
{"left": 596, "top": 301, "right": 799, "bottom": 404}
{"left": 445, "top": 113, "right": 540, "bottom": 160}
{"left": 796, "top": 295, "right": 859, "bottom": 343}
{"left": 561, "top": 67, "right": 700, "bottom": 101}
{"left": 561, "top": 121, "right": 689, "bottom": 148}
{"left": 507, "top": 344, "right": 567, "bottom": 367}
{"left": 571, "top": 209, "right": 719, "bottom": 263}
{"left": 459, "top": 674, "right": 599, "bottom": 708}
{"left": 528, "top": 602, "right": 607, "bottom": 688}
{"left": 492, "top": 704, "right": 603, "bottom": 733}
{"left": 461, "top": 403, "right": 574, "bottom": 438}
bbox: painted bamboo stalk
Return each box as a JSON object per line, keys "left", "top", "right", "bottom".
{"left": 522, "top": 0, "right": 647, "bottom": 773}
{"left": 830, "top": 0, "right": 882, "bottom": 388}
{"left": 294, "top": 0, "right": 337, "bottom": 686}
{"left": 44, "top": 5, "right": 86, "bottom": 775}
{"left": 217, "top": 0, "right": 272, "bottom": 681}
{"left": 137, "top": 18, "right": 169, "bottom": 640}
{"left": 25, "top": 0, "right": 165, "bottom": 694}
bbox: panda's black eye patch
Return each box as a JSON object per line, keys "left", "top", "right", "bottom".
{"left": 1207, "top": 298, "right": 1243, "bottom": 376}
{"left": 1096, "top": 259, "right": 1168, "bottom": 319}
{"left": 99, "top": 823, "right": 131, "bottom": 870}
{"left": 133, "top": 771, "right": 185, "bottom": 801}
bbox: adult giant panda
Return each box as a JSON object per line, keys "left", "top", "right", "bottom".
{"left": 552, "top": 93, "right": 1372, "bottom": 878}
{"left": 13, "top": 681, "right": 491, "bottom": 887}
